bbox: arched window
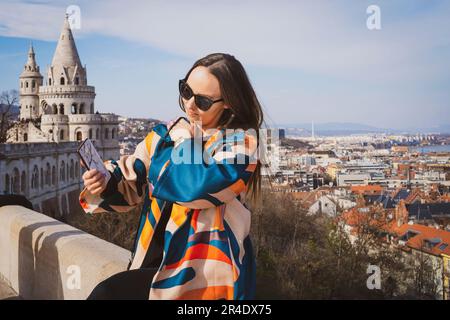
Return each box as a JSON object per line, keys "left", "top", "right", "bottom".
{"left": 80, "top": 103, "right": 85, "bottom": 114}
{"left": 45, "top": 163, "right": 51, "bottom": 186}
{"left": 60, "top": 160, "right": 65, "bottom": 182}
{"left": 60, "top": 129, "right": 64, "bottom": 140}
{"left": 24, "top": 133, "right": 28, "bottom": 142}
{"left": 89, "top": 129, "right": 92, "bottom": 139}
{"left": 52, "top": 104, "right": 57, "bottom": 114}
{"left": 21, "top": 171, "right": 26, "bottom": 193}
{"left": 52, "top": 166, "right": 56, "bottom": 185}
{"left": 60, "top": 77, "right": 65, "bottom": 85}
{"left": 31, "top": 166, "right": 39, "bottom": 190}
{"left": 5, "top": 174, "right": 10, "bottom": 194}
{"left": 59, "top": 104, "right": 64, "bottom": 114}
{"left": 76, "top": 131, "right": 82, "bottom": 141}
{"left": 13, "top": 168, "right": 20, "bottom": 194}
{"left": 70, "top": 159, "right": 74, "bottom": 179}
{"left": 75, "top": 77, "right": 79, "bottom": 85}
{"left": 71, "top": 103, "right": 77, "bottom": 114}
{"left": 32, "top": 80, "right": 36, "bottom": 88}
{"left": 111, "top": 129, "right": 115, "bottom": 139}
{"left": 90, "top": 103, "right": 94, "bottom": 113}
{"left": 49, "top": 78, "right": 52, "bottom": 86}
{"left": 75, "top": 161, "right": 80, "bottom": 178}
{"left": 25, "top": 82, "right": 29, "bottom": 88}
{"left": 104, "top": 128, "right": 109, "bottom": 140}
{"left": 40, "top": 168, "right": 44, "bottom": 189}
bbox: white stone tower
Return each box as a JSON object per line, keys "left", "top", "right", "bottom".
{"left": 19, "top": 44, "right": 43, "bottom": 121}
{"left": 38, "top": 15, "right": 119, "bottom": 160}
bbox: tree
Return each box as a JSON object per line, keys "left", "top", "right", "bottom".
{"left": 0, "top": 90, "right": 19, "bottom": 143}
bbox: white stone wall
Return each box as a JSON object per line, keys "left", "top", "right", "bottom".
{"left": 0, "top": 142, "right": 83, "bottom": 213}
{"left": 0, "top": 206, "right": 130, "bottom": 299}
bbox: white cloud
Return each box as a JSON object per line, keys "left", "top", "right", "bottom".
{"left": 1, "top": 0, "right": 449, "bottom": 84}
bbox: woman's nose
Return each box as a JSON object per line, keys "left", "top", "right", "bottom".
{"left": 185, "top": 97, "right": 197, "bottom": 111}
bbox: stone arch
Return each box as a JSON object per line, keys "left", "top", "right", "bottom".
{"left": 49, "top": 78, "right": 52, "bottom": 86}
{"left": 24, "top": 133, "right": 28, "bottom": 142}
{"left": 21, "top": 171, "right": 26, "bottom": 193}
{"left": 80, "top": 103, "right": 85, "bottom": 114}
{"left": 59, "top": 103, "right": 64, "bottom": 115}
{"left": 5, "top": 174, "right": 10, "bottom": 194}
{"left": 45, "top": 163, "right": 51, "bottom": 185}
{"left": 31, "top": 165, "right": 39, "bottom": 190}
{"left": 60, "top": 160, "right": 66, "bottom": 182}
{"left": 71, "top": 103, "right": 77, "bottom": 114}
{"left": 70, "top": 159, "right": 74, "bottom": 179}
{"left": 52, "top": 104, "right": 57, "bottom": 114}
{"left": 60, "top": 129, "right": 64, "bottom": 141}
{"left": 60, "top": 77, "right": 65, "bottom": 85}
{"left": 76, "top": 131, "right": 82, "bottom": 141}
{"left": 13, "top": 168, "right": 20, "bottom": 194}
{"left": 104, "top": 128, "right": 109, "bottom": 140}
{"left": 75, "top": 161, "right": 80, "bottom": 178}
{"left": 52, "top": 165, "right": 56, "bottom": 185}
{"left": 40, "top": 167, "right": 44, "bottom": 189}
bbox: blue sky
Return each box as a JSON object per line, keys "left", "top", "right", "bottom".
{"left": 0, "top": 0, "right": 449, "bottom": 129}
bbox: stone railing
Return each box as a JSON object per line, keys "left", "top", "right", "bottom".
{"left": 0, "top": 206, "right": 130, "bottom": 299}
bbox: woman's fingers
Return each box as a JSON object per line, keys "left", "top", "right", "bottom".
{"left": 85, "top": 173, "right": 104, "bottom": 187}
{"left": 83, "top": 169, "right": 99, "bottom": 180}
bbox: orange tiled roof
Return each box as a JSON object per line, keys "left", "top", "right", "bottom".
{"left": 351, "top": 185, "right": 383, "bottom": 195}
{"left": 392, "top": 223, "right": 450, "bottom": 256}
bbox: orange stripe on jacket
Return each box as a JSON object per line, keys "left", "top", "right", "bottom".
{"left": 165, "top": 243, "right": 232, "bottom": 270}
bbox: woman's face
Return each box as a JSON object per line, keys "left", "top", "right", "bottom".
{"left": 183, "top": 66, "right": 229, "bottom": 130}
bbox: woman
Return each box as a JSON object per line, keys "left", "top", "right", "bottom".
{"left": 80, "top": 53, "right": 264, "bottom": 300}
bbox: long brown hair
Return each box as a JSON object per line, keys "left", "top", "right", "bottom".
{"left": 183, "top": 53, "right": 264, "bottom": 207}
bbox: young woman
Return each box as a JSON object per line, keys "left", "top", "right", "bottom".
{"left": 80, "top": 53, "right": 264, "bottom": 300}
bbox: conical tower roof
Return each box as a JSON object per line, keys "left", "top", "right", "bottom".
{"left": 51, "top": 14, "right": 82, "bottom": 69}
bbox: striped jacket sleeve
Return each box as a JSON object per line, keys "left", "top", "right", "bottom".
{"left": 151, "top": 131, "right": 258, "bottom": 209}
{"left": 79, "top": 131, "right": 159, "bottom": 214}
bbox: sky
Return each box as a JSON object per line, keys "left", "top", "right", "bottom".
{"left": 0, "top": 0, "right": 449, "bottom": 130}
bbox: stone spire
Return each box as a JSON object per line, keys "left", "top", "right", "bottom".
{"left": 51, "top": 14, "right": 82, "bottom": 68}
{"left": 21, "top": 43, "right": 41, "bottom": 76}
{"left": 19, "top": 43, "right": 43, "bottom": 120}
{"left": 48, "top": 14, "right": 86, "bottom": 86}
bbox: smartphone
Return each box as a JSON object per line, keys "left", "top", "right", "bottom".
{"left": 77, "top": 138, "right": 111, "bottom": 184}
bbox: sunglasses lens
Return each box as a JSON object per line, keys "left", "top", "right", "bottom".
{"left": 195, "top": 96, "right": 212, "bottom": 111}
{"left": 179, "top": 81, "right": 192, "bottom": 100}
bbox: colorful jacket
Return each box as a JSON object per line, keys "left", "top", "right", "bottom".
{"left": 79, "top": 119, "right": 258, "bottom": 300}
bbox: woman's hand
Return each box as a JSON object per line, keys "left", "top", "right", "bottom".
{"left": 81, "top": 161, "right": 108, "bottom": 195}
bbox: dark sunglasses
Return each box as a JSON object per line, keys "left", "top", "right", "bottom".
{"left": 178, "top": 79, "right": 223, "bottom": 111}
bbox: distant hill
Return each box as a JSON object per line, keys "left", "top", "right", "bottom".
{"left": 275, "top": 122, "right": 450, "bottom": 136}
